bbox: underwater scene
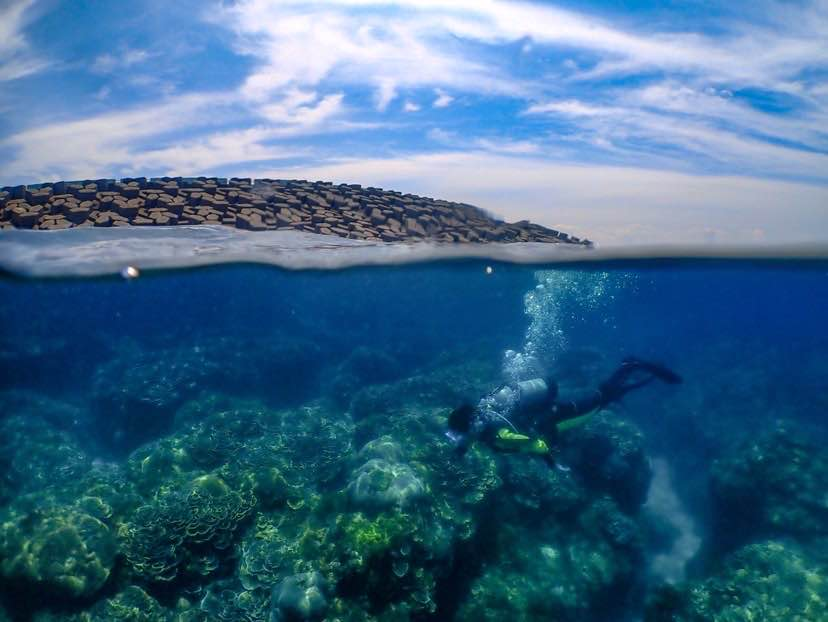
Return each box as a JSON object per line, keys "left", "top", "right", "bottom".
{"left": 0, "top": 258, "right": 827, "bottom": 622}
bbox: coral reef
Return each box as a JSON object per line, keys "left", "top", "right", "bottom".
{"left": 0, "top": 501, "right": 116, "bottom": 598}
{"left": 120, "top": 474, "right": 256, "bottom": 583}
{"left": 646, "top": 540, "right": 828, "bottom": 622}
{"left": 91, "top": 337, "right": 323, "bottom": 454}
{"left": 710, "top": 421, "right": 828, "bottom": 552}
{"left": 4, "top": 334, "right": 820, "bottom": 622}
{"left": 561, "top": 412, "right": 652, "bottom": 512}
{"left": 456, "top": 495, "right": 643, "bottom": 622}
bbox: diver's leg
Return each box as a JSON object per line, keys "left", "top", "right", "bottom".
{"left": 599, "top": 358, "right": 680, "bottom": 404}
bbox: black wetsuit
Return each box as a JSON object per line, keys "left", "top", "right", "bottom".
{"left": 453, "top": 358, "right": 681, "bottom": 453}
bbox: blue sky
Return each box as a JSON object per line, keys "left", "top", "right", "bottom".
{"left": 1, "top": 0, "right": 826, "bottom": 244}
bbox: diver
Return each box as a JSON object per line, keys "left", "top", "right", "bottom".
{"left": 446, "top": 357, "right": 681, "bottom": 462}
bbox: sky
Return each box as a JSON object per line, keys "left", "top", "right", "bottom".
{"left": 0, "top": 0, "right": 826, "bottom": 245}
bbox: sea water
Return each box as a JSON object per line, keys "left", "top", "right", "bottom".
{"left": 0, "top": 230, "right": 826, "bottom": 621}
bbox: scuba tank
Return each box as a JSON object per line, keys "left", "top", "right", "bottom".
{"left": 515, "top": 378, "right": 553, "bottom": 411}
{"left": 481, "top": 377, "right": 555, "bottom": 421}
{"left": 487, "top": 378, "right": 552, "bottom": 413}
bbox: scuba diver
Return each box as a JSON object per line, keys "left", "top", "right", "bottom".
{"left": 446, "top": 357, "right": 681, "bottom": 463}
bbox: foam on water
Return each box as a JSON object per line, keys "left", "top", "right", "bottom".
{"left": 0, "top": 226, "right": 592, "bottom": 278}
{"left": 1, "top": 226, "right": 827, "bottom": 279}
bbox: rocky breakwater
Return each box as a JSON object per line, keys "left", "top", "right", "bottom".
{"left": 0, "top": 177, "right": 591, "bottom": 245}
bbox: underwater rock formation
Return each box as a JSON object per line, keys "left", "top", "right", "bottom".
{"left": 456, "top": 495, "right": 644, "bottom": 622}
{"left": 710, "top": 421, "right": 828, "bottom": 552}
{"left": 91, "top": 337, "right": 323, "bottom": 454}
{"left": 0, "top": 355, "right": 674, "bottom": 621}
{"left": 271, "top": 571, "right": 330, "bottom": 621}
{"left": 0, "top": 177, "right": 590, "bottom": 244}
{"left": 0, "top": 414, "right": 91, "bottom": 501}
{"left": 646, "top": 540, "right": 828, "bottom": 622}
{"left": 561, "top": 413, "right": 653, "bottom": 512}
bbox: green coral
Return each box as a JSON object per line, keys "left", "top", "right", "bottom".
{"left": 78, "top": 586, "right": 169, "bottom": 622}
{"left": 239, "top": 511, "right": 328, "bottom": 591}
{"left": 0, "top": 503, "right": 116, "bottom": 598}
{"left": 198, "top": 580, "right": 271, "bottom": 622}
{"left": 120, "top": 474, "right": 256, "bottom": 583}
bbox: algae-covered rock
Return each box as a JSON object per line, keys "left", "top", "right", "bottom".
{"left": 502, "top": 453, "right": 585, "bottom": 518}
{"left": 646, "top": 540, "right": 828, "bottom": 622}
{"left": 710, "top": 422, "right": 828, "bottom": 550}
{"left": 347, "top": 459, "right": 425, "bottom": 510}
{"left": 0, "top": 504, "right": 116, "bottom": 598}
{"left": 457, "top": 534, "right": 628, "bottom": 621}
{"left": 271, "top": 571, "right": 329, "bottom": 621}
{"left": 324, "top": 504, "right": 452, "bottom": 616}
{"left": 456, "top": 493, "right": 643, "bottom": 622}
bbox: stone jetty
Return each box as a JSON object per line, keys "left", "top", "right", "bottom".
{"left": 0, "top": 177, "right": 590, "bottom": 245}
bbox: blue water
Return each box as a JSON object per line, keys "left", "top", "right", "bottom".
{"left": 0, "top": 243, "right": 827, "bottom": 621}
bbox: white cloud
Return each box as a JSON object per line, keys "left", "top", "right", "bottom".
{"left": 0, "top": 0, "right": 49, "bottom": 82}
{"left": 222, "top": 0, "right": 827, "bottom": 94}
{"left": 255, "top": 151, "right": 828, "bottom": 246}
{"left": 257, "top": 89, "right": 346, "bottom": 130}
{"left": 91, "top": 48, "right": 152, "bottom": 73}
{"left": 206, "top": 0, "right": 827, "bottom": 181}
{"left": 128, "top": 127, "right": 304, "bottom": 175}
{"left": 2, "top": 94, "right": 232, "bottom": 181}
{"left": 474, "top": 138, "right": 540, "bottom": 154}
{"left": 526, "top": 100, "right": 615, "bottom": 117}
{"left": 433, "top": 89, "right": 454, "bottom": 108}
{"left": 403, "top": 100, "right": 421, "bottom": 112}
{"left": 211, "top": 0, "right": 534, "bottom": 107}
{"left": 426, "top": 128, "right": 456, "bottom": 143}
{"left": 0, "top": 88, "right": 344, "bottom": 181}
{"left": 525, "top": 96, "right": 828, "bottom": 180}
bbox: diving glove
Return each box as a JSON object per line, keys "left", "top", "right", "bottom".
{"left": 493, "top": 428, "right": 551, "bottom": 455}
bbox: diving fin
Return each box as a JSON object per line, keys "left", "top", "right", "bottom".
{"left": 622, "top": 357, "right": 682, "bottom": 384}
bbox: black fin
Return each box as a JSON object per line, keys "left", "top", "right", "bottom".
{"left": 623, "top": 357, "right": 682, "bottom": 384}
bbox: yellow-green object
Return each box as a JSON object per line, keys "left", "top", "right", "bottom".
{"left": 556, "top": 412, "right": 595, "bottom": 433}
{"left": 493, "top": 428, "right": 550, "bottom": 455}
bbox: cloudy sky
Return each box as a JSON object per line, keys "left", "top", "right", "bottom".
{"left": 1, "top": 0, "right": 826, "bottom": 244}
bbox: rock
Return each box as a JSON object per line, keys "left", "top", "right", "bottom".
{"left": 347, "top": 458, "right": 425, "bottom": 509}
{"left": 65, "top": 205, "right": 91, "bottom": 224}
{"left": 236, "top": 213, "right": 266, "bottom": 231}
{"left": 271, "top": 571, "right": 329, "bottom": 621}
{"left": 0, "top": 177, "right": 587, "bottom": 244}
{"left": 405, "top": 217, "right": 426, "bottom": 236}
{"left": 93, "top": 211, "right": 114, "bottom": 227}
{"left": 709, "top": 422, "right": 828, "bottom": 553}
{"left": 12, "top": 209, "right": 39, "bottom": 228}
